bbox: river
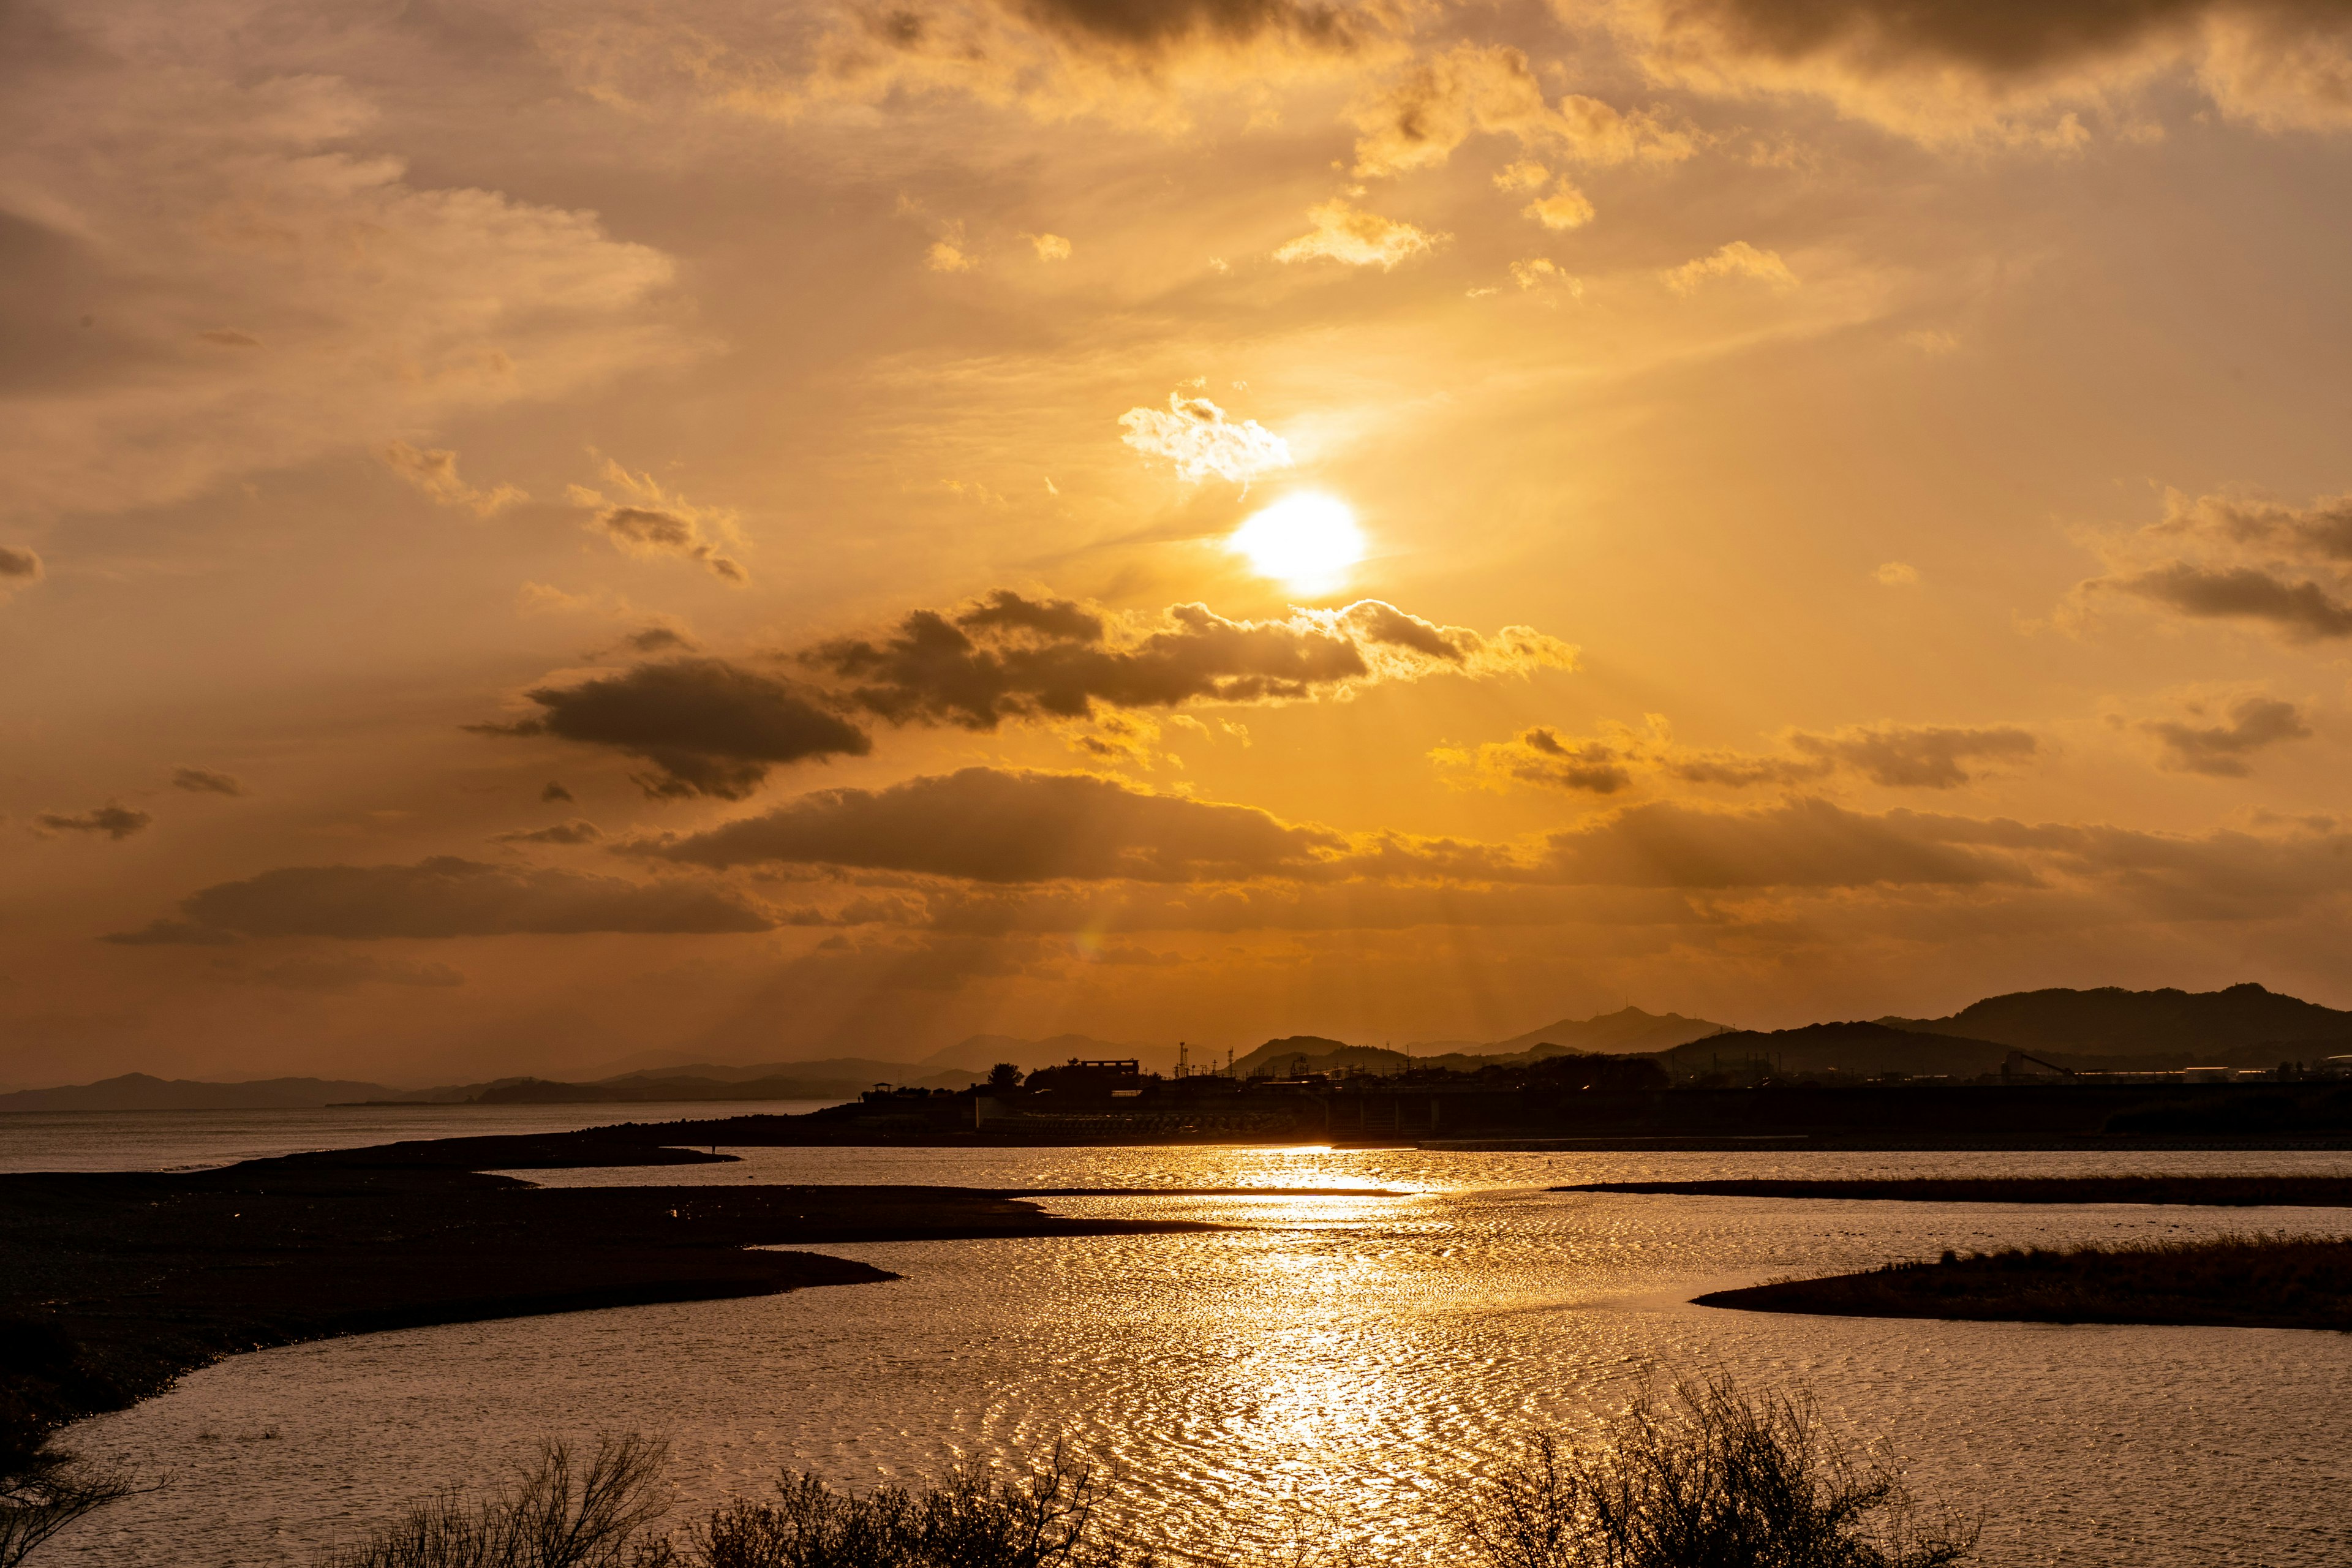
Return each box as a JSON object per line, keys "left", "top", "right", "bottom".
{"left": 21, "top": 1120, "right": 2352, "bottom": 1567}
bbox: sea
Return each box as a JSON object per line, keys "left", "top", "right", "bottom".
{"left": 12, "top": 1107, "right": 2352, "bottom": 1567}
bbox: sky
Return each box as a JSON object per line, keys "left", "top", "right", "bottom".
{"left": 4, "top": 0, "right": 2352, "bottom": 1087}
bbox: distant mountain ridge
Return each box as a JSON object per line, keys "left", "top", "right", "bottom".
{"left": 0, "top": 1073, "right": 398, "bottom": 1114}
{"left": 17, "top": 989, "right": 2349, "bottom": 1110}
{"left": 1881, "top": 984, "right": 2352, "bottom": 1057}
{"left": 1655, "top": 1022, "right": 2012, "bottom": 1079}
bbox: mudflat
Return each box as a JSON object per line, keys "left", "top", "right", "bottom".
{"left": 0, "top": 1128, "right": 1217, "bottom": 1450}
{"left": 1697, "top": 1234, "right": 2352, "bottom": 1331}
{"left": 1556, "top": 1175, "right": 2352, "bottom": 1205}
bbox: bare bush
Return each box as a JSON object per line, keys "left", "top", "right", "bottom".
{"left": 0, "top": 1447, "right": 142, "bottom": 1568}
{"left": 692, "top": 1442, "right": 1145, "bottom": 1568}
{"left": 1451, "top": 1376, "right": 1977, "bottom": 1568}
{"left": 317, "top": 1435, "right": 673, "bottom": 1568}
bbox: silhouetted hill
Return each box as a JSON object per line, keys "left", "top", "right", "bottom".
{"left": 1481, "top": 1006, "right": 1732, "bottom": 1057}
{"left": 0, "top": 1072, "right": 398, "bottom": 1113}
{"left": 1881, "top": 984, "right": 2352, "bottom": 1058}
{"left": 1657, "top": 1022, "right": 2012, "bottom": 1079}
{"left": 1231, "top": 1036, "right": 1360, "bottom": 1076}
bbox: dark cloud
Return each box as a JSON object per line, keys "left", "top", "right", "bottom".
{"left": 108, "top": 856, "right": 774, "bottom": 942}
{"left": 1655, "top": 0, "right": 2216, "bottom": 78}
{"left": 875, "top": 0, "right": 1363, "bottom": 61}
{"left": 2078, "top": 491, "right": 2352, "bottom": 641}
{"left": 478, "top": 657, "right": 872, "bottom": 800}
{"left": 624, "top": 624, "right": 696, "bottom": 654}
{"left": 1624, "top": 0, "right": 2352, "bottom": 138}
{"left": 2107, "top": 564, "right": 2352, "bottom": 639}
{"left": 596, "top": 507, "right": 746, "bottom": 582}
{"left": 643, "top": 766, "right": 1348, "bottom": 882}
{"left": 0, "top": 545, "right": 41, "bottom": 585}
{"left": 170, "top": 766, "right": 247, "bottom": 796}
{"left": 1508, "top": 727, "right": 1642, "bottom": 793}
{"left": 34, "top": 804, "right": 151, "bottom": 840}
{"left": 495, "top": 820, "right": 606, "bottom": 845}
{"left": 568, "top": 461, "right": 746, "bottom": 582}
{"left": 492, "top": 594, "right": 1566, "bottom": 799}
{"left": 1785, "top": 724, "right": 2040, "bottom": 788}
{"left": 806, "top": 594, "right": 1562, "bottom": 729}
{"left": 1450, "top": 718, "right": 2036, "bottom": 794}
{"left": 1535, "top": 796, "right": 2030, "bottom": 888}
{"left": 540, "top": 781, "right": 575, "bottom": 803}
{"left": 2143, "top": 695, "right": 2312, "bottom": 775}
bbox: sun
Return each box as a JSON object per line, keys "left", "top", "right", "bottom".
{"left": 1228, "top": 493, "right": 1365, "bottom": 594}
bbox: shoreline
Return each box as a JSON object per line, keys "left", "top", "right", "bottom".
{"left": 1555, "top": 1175, "right": 2352, "bottom": 1205}
{"left": 0, "top": 1133, "right": 1229, "bottom": 1452}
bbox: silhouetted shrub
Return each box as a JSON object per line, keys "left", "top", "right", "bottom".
{"left": 1451, "top": 1376, "right": 1977, "bottom": 1568}
{"left": 0, "top": 1445, "right": 141, "bottom": 1568}
{"left": 690, "top": 1442, "right": 1143, "bottom": 1568}
{"left": 317, "top": 1435, "right": 673, "bottom": 1568}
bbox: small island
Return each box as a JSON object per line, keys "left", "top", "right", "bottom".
{"left": 1555, "top": 1175, "right": 2352, "bottom": 1206}
{"left": 1699, "top": 1234, "right": 2352, "bottom": 1332}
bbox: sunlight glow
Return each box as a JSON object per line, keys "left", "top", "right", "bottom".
{"left": 1229, "top": 494, "right": 1365, "bottom": 594}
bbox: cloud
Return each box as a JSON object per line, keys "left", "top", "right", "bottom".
{"left": 2143, "top": 695, "right": 2313, "bottom": 775}
{"left": 0, "top": 23, "right": 685, "bottom": 522}
{"left": 1509, "top": 259, "right": 1581, "bottom": 296}
{"left": 1348, "top": 45, "right": 1698, "bottom": 177}
{"left": 2073, "top": 489, "right": 2352, "bottom": 642}
{"left": 1607, "top": 0, "right": 2352, "bottom": 143}
{"left": 380, "top": 442, "right": 526, "bottom": 518}
{"left": 622, "top": 624, "right": 697, "bottom": 654}
{"left": 495, "top": 820, "right": 606, "bottom": 845}
{"left": 926, "top": 234, "right": 977, "bottom": 272}
{"left": 215, "top": 954, "right": 467, "bottom": 992}
{"left": 630, "top": 0, "right": 1394, "bottom": 131}
{"left": 1030, "top": 233, "right": 1072, "bottom": 260}
{"left": 1787, "top": 724, "right": 2040, "bottom": 788}
{"left": 804, "top": 592, "right": 1577, "bottom": 729}
{"left": 0, "top": 546, "right": 42, "bottom": 594}
{"left": 1118, "top": 391, "right": 1294, "bottom": 483}
{"left": 1662, "top": 241, "right": 1799, "bottom": 295}
{"left": 1441, "top": 716, "right": 2038, "bottom": 793}
{"left": 1534, "top": 796, "right": 2030, "bottom": 888}
{"left": 1274, "top": 200, "right": 1441, "bottom": 269}
{"left": 644, "top": 766, "right": 1350, "bottom": 882}
{"left": 108, "top": 856, "right": 775, "bottom": 942}
{"left": 1875, "top": 560, "right": 1921, "bottom": 586}
{"left": 170, "top": 767, "right": 247, "bottom": 796}
{"left": 1522, "top": 184, "right": 1597, "bottom": 231}
{"left": 540, "top": 782, "right": 576, "bottom": 804}
{"left": 491, "top": 592, "right": 1570, "bottom": 797}
{"left": 567, "top": 459, "right": 747, "bottom": 582}
{"left": 32, "top": 804, "right": 153, "bottom": 840}
{"left": 478, "top": 657, "right": 872, "bottom": 800}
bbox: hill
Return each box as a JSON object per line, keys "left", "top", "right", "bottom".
{"left": 0, "top": 1073, "right": 398, "bottom": 1113}
{"left": 1882, "top": 984, "right": 2352, "bottom": 1058}
{"left": 1480, "top": 1005, "right": 1732, "bottom": 1057}
{"left": 1656, "top": 1022, "right": 2012, "bottom": 1079}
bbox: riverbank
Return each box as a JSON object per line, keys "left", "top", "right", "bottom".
{"left": 0, "top": 1135, "right": 1220, "bottom": 1452}
{"left": 1698, "top": 1234, "right": 2352, "bottom": 1330}
{"left": 1555, "top": 1175, "right": 2352, "bottom": 1205}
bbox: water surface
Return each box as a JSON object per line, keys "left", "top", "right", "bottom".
{"left": 45, "top": 1140, "right": 2352, "bottom": 1567}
